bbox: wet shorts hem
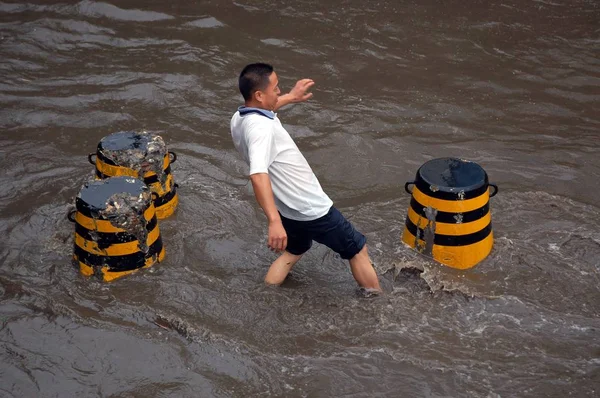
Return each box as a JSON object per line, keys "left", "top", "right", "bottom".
{"left": 281, "top": 207, "right": 366, "bottom": 260}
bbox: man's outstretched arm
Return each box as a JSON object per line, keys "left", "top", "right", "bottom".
{"left": 250, "top": 173, "right": 287, "bottom": 252}
{"left": 274, "top": 79, "right": 315, "bottom": 111}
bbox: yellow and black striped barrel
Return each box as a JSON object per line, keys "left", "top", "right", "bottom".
{"left": 69, "top": 176, "right": 165, "bottom": 282}
{"left": 88, "top": 131, "right": 178, "bottom": 219}
{"left": 401, "top": 158, "right": 498, "bottom": 269}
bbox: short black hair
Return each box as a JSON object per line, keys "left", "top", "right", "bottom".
{"left": 238, "top": 63, "right": 274, "bottom": 101}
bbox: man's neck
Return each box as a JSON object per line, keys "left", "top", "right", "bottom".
{"left": 244, "top": 101, "right": 266, "bottom": 110}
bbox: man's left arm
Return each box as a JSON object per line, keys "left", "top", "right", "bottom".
{"left": 274, "top": 79, "right": 315, "bottom": 111}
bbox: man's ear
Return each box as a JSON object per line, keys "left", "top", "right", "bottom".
{"left": 254, "top": 90, "right": 263, "bottom": 103}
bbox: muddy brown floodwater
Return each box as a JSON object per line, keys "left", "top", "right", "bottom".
{"left": 1, "top": 1, "right": 599, "bottom": 397}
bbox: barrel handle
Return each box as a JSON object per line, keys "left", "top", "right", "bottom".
{"left": 489, "top": 183, "right": 499, "bottom": 198}
{"left": 88, "top": 153, "right": 96, "bottom": 165}
{"left": 405, "top": 181, "right": 415, "bottom": 194}
{"left": 168, "top": 151, "right": 177, "bottom": 163}
{"left": 67, "top": 209, "right": 77, "bottom": 222}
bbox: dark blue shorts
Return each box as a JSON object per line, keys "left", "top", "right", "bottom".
{"left": 281, "top": 207, "right": 366, "bottom": 260}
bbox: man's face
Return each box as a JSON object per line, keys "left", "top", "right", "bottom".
{"left": 256, "top": 71, "right": 280, "bottom": 111}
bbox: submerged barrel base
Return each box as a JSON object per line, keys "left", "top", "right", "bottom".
{"left": 74, "top": 246, "right": 166, "bottom": 282}
{"left": 402, "top": 228, "right": 493, "bottom": 270}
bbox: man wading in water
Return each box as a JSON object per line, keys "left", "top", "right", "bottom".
{"left": 231, "top": 63, "right": 381, "bottom": 293}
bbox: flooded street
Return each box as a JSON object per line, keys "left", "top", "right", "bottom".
{"left": 1, "top": 0, "right": 599, "bottom": 396}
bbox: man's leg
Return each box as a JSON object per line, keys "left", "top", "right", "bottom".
{"left": 264, "top": 251, "right": 303, "bottom": 285}
{"left": 311, "top": 207, "right": 382, "bottom": 292}
{"left": 348, "top": 244, "right": 381, "bottom": 291}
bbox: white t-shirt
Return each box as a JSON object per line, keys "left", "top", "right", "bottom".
{"left": 231, "top": 106, "right": 333, "bottom": 221}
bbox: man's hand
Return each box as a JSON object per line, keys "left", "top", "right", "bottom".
{"left": 274, "top": 79, "right": 315, "bottom": 110}
{"left": 268, "top": 220, "right": 287, "bottom": 252}
{"left": 288, "top": 78, "right": 315, "bottom": 103}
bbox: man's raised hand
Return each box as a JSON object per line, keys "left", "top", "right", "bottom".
{"left": 289, "top": 79, "right": 315, "bottom": 103}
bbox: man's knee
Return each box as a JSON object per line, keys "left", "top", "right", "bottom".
{"left": 264, "top": 252, "right": 303, "bottom": 285}
{"left": 349, "top": 243, "right": 368, "bottom": 262}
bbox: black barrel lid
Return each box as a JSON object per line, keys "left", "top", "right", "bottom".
{"left": 98, "top": 131, "right": 152, "bottom": 152}
{"left": 415, "top": 158, "right": 488, "bottom": 200}
{"left": 76, "top": 176, "right": 149, "bottom": 216}
{"left": 96, "top": 131, "right": 167, "bottom": 172}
